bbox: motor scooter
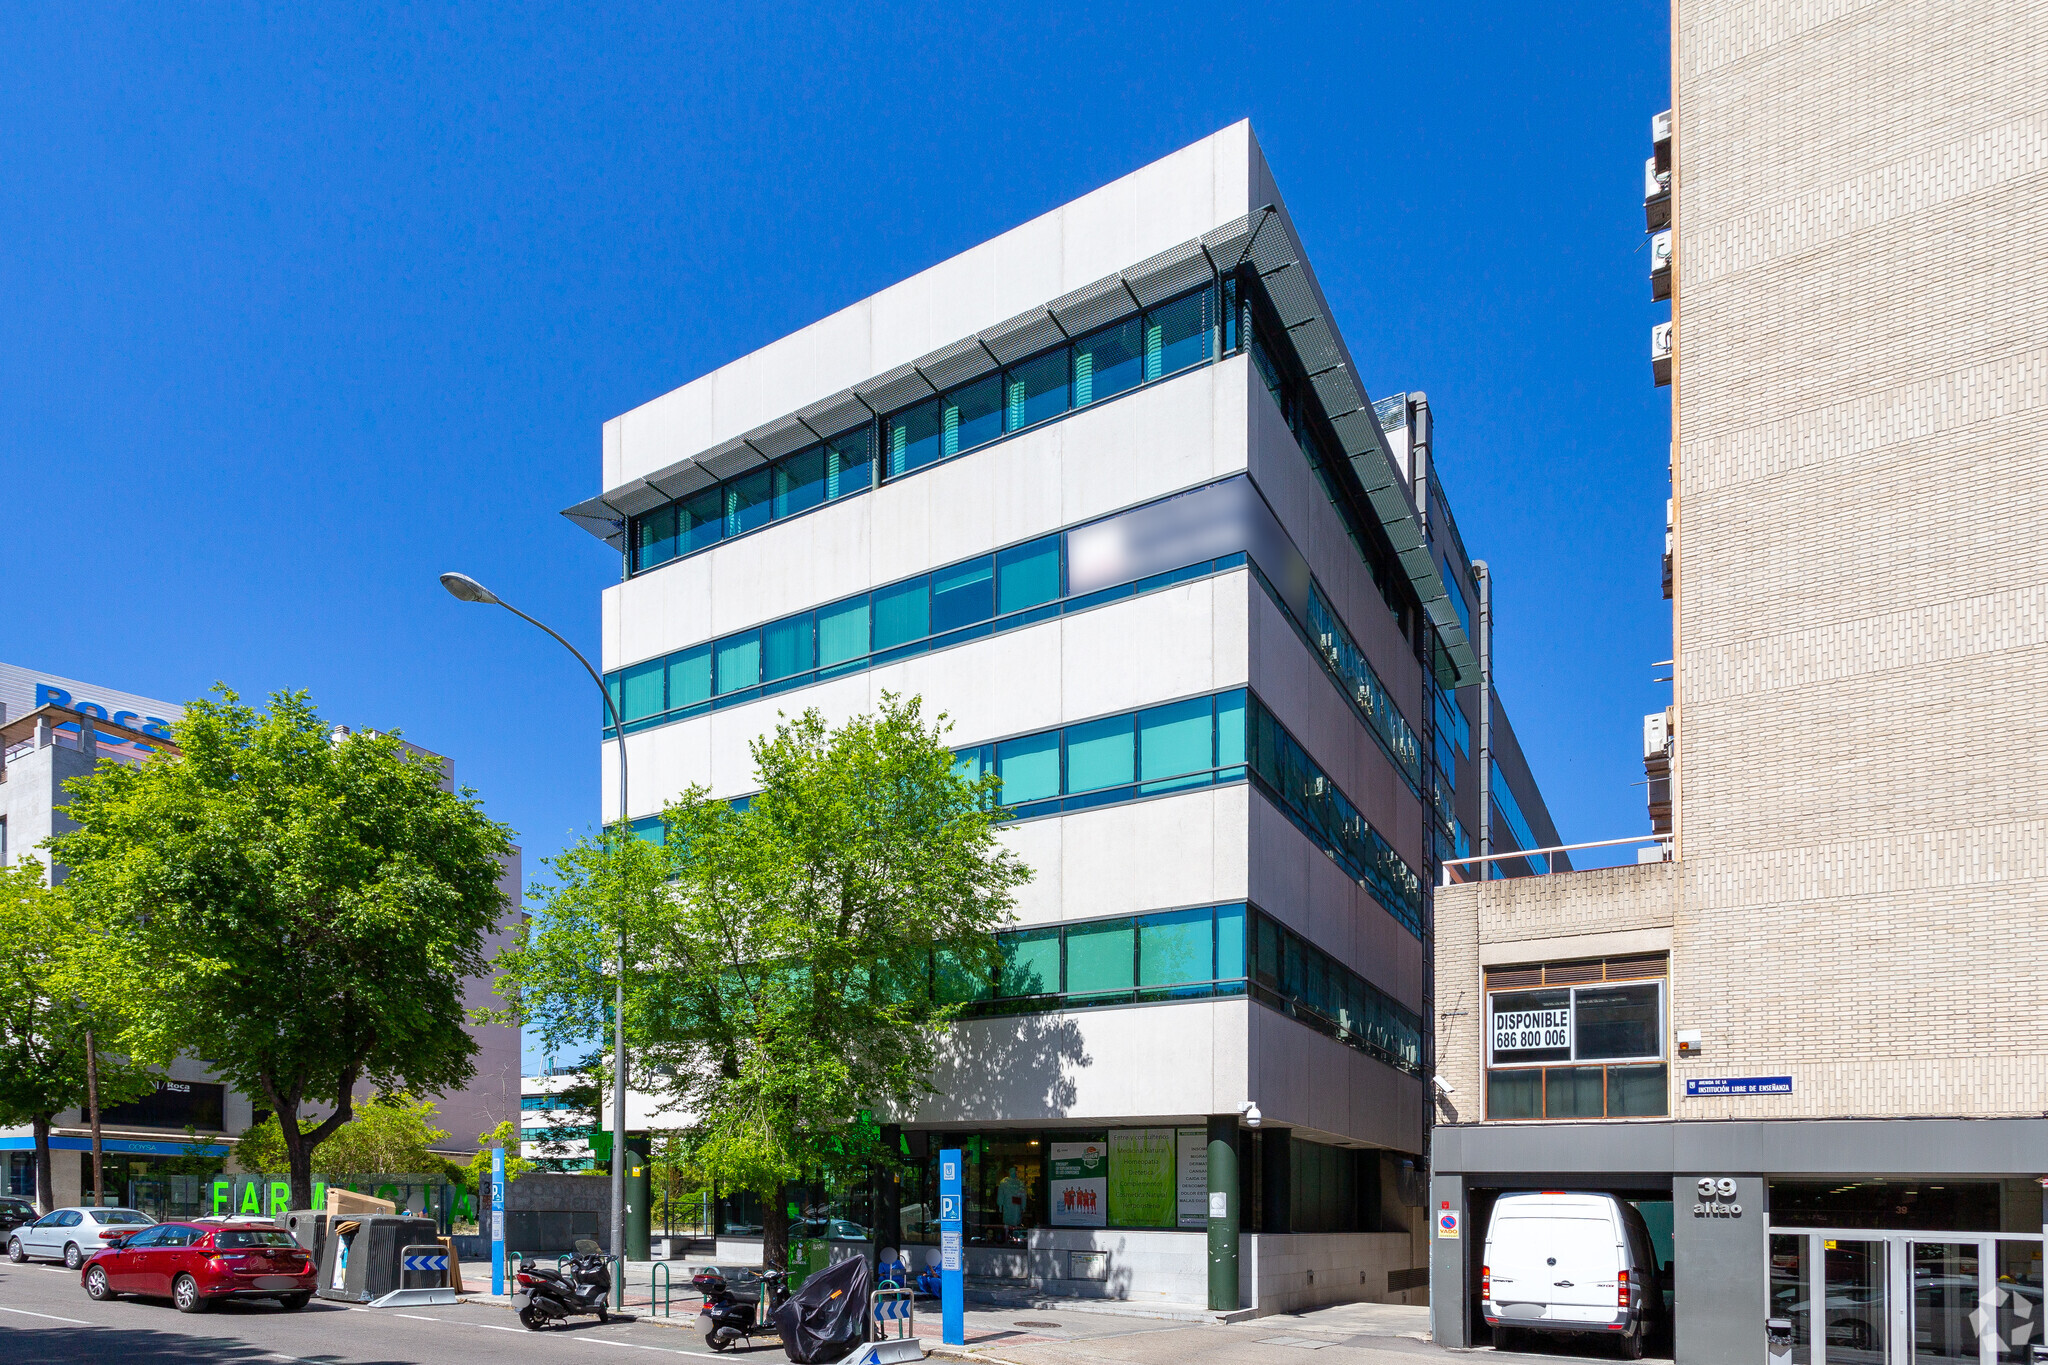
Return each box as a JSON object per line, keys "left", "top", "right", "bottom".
{"left": 692, "top": 1266, "right": 789, "bottom": 1352}
{"left": 514, "top": 1239, "right": 612, "bottom": 1329}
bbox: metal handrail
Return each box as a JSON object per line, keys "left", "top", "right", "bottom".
{"left": 1439, "top": 834, "right": 1671, "bottom": 885}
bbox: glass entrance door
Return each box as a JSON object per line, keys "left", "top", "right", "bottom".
{"left": 1906, "top": 1243, "right": 1980, "bottom": 1365}
{"left": 1768, "top": 1231, "right": 2043, "bottom": 1365}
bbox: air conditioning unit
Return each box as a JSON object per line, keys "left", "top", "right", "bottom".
{"left": 1644, "top": 157, "right": 1672, "bottom": 231}
{"left": 1650, "top": 229, "right": 1673, "bottom": 301}
{"left": 1651, "top": 322, "right": 1673, "bottom": 386}
{"left": 1642, "top": 712, "right": 1669, "bottom": 760}
{"left": 1652, "top": 110, "right": 1672, "bottom": 148}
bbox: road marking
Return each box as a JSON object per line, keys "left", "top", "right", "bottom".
{"left": 0, "top": 1304, "right": 92, "bottom": 1324}
{"left": 392, "top": 1312, "right": 442, "bottom": 1321}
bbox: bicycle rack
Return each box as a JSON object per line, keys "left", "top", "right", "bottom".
{"left": 649, "top": 1261, "right": 672, "bottom": 1317}
{"left": 870, "top": 1287, "right": 915, "bottom": 1340}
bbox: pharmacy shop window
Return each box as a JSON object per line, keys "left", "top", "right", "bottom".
{"left": 1484, "top": 956, "right": 1668, "bottom": 1121}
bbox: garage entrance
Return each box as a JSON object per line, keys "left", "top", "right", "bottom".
{"left": 1463, "top": 1180, "right": 1675, "bottom": 1358}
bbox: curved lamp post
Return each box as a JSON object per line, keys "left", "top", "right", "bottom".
{"left": 440, "top": 571, "right": 630, "bottom": 1270}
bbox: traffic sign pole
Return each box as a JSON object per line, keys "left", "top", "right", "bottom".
{"left": 491, "top": 1146, "right": 507, "bottom": 1296}
{"left": 939, "top": 1147, "right": 963, "bottom": 1347}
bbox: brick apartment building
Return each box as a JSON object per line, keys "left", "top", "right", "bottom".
{"left": 1426, "top": 2, "right": 2048, "bottom": 1361}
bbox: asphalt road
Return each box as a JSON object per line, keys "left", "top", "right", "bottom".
{"left": 0, "top": 1253, "right": 802, "bottom": 1364}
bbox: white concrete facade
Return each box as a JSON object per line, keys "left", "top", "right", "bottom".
{"left": 584, "top": 125, "right": 1515, "bottom": 1313}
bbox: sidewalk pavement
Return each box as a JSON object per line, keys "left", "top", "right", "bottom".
{"left": 458, "top": 1257, "right": 1449, "bottom": 1365}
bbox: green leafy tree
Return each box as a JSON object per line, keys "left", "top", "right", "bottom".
{"left": 460, "top": 1119, "right": 537, "bottom": 1191}
{"left": 0, "top": 859, "right": 154, "bottom": 1212}
{"left": 493, "top": 694, "right": 1028, "bottom": 1268}
{"left": 53, "top": 688, "right": 517, "bottom": 1210}
{"left": 235, "top": 1092, "right": 459, "bottom": 1180}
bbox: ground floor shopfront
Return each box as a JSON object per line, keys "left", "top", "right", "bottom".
{"left": 1430, "top": 1118, "right": 2047, "bottom": 1365}
{"left": 709, "top": 1122, "right": 1432, "bottom": 1314}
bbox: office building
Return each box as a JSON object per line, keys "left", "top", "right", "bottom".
{"left": 564, "top": 124, "right": 1567, "bottom": 1313}
{"left": 0, "top": 661, "right": 521, "bottom": 1210}
{"left": 1428, "top": 6, "right": 2047, "bottom": 1362}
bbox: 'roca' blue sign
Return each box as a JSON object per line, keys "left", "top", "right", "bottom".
{"left": 1686, "top": 1076, "right": 1792, "bottom": 1096}
{"left": 34, "top": 684, "right": 174, "bottom": 742}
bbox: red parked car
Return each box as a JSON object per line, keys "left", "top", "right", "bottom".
{"left": 81, "top": 1219, "right": 316, "bottom": 1312}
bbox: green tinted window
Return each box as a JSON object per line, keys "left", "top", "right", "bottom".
{"left": 1214, "top": 905, "right": 1246, "bottom": 980}
{"left": 873, "top": 578, "right": 930, "bottom": 649}
{"left": 995, "top": 536, "right": 1060, "bottom": 614}
{"left": 1063, "top": 919, "right": 1134, "bottom": 995}
{"left": 620, "top": 659, "right": 665, "bottom": 721}
{"left": 817, "top": 596, "right": 870, "bottom": 666}
{"left": 995, "top": 731, "right": 1060, "bottom": 804}
{"left": 1139, "top": 697, "right": 1213, "bottom": 782}
{"left": 669, "top": 645, "right": 712, "bottom": 708}
{"left": 999, "top": 929, "right": 1061, "bottom": 997}
{"left": 1063, "top": 714, "right": 1134, "bottom": 793}
{"left": 714, "top": 631, "right": 761, "bottom": 695}
{"left": 1138, "top": 908, "right": 1211, "bottom": 987}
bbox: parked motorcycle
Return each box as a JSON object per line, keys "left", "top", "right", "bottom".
{"left": 514, "top": 1240, "right": 612, "bottom": 1330}
{"left": 692, "top": 1266, "right": 790, "bottom": 1352}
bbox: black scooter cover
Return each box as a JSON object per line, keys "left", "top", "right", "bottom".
{"left": 770, "top": 1255, "right": 872, "bottom": 1364}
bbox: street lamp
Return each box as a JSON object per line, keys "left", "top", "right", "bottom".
{"left": 440, "top": 571, "right": 631, "bottom": 1268}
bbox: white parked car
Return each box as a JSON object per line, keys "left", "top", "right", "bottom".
{"left": 1483, "top": 1191, "right": 1663, "bottom": 1358}
{"left": 7, "top": 1206, "right": 156, "bottom": 1270}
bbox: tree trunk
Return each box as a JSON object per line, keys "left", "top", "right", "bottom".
{"left": 31, "top": 1114, "right": 53, "bottom": 1215}
{"left": 84, "top": 1029, "right": 102, "bottom": 1207}
{"left": 260, "top": 1067, "right": 358, "bottom": 1212}
{"left": 280, "top": 1107, "right": 315, "bottom": 1213}
{"left": 762, "top": 1184, "right": 790, "bottom": 1272}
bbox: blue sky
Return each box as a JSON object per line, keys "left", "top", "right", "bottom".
{"left": 2, "top": 4, "right": 1671, "bottom": 1068}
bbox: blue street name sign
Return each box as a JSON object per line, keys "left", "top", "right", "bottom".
{"left": 491, "top": 1146, "right": 507, "bottom": 1296}
{"left": 1686, "top": 1076, "right": 1793, "bottom": 1096}
{"left": 939, "top": 1148, "right": 963, "bottom": 1347}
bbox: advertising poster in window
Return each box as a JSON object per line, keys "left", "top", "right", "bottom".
{"left": 1048, "top": 1142, "right": 1106, "bottom": 1228}
{"left": 1175, "top": 1127, "right": 1208, "bottom": 1228}
{"left": 1107, "top": 1129, "right": 1175, "bottom": 1228}
{"left": 1489, "top": 988, "right": 1573, "bottom": 1064}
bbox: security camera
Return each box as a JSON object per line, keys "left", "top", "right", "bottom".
{"left": 1239, "top": 1101, "right": 1262, "bottom": 1128}
{"left": 1433, "top": 1076, "right": 1456, "bottom": 1096}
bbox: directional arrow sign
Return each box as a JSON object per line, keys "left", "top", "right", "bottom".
{"left": 403, "top": 1254, "right": 449, "bottom": 1271}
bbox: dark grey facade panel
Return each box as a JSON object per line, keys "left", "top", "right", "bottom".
{"left": 978, "top": 308, "right": 1068, "bottom": 364}
{"left": 852, "top": 361, "right": 937, "bottom": 414}
{"left": 1433, "top": 1117, "right": 2048, "bottom": 1177}
{"left": 913, "top": 335, "right": 1001, "bottom": 391}
{"left": 1306, "top": 363, "right": 1365, "bottom": 420}
{"left": 562, "top": 495, "right": 627, "bottom": 551}
{"left": 696, "top": 437, "right": 767, "bottom": 481}
{"left": 1286, "top": 320, "right": 1344, "bottom": 377}
{"left": 1199, "top": 210, "right": 1266, "bottom": 269}
{"left": 1261, "top": 262, "right": 1322, "bottom": 330}
{"left": 1048, "top": 275, "right": 1140, "bottom": 336}
{"left": 794, "top": 390, "right": 873, "bottom": 439}
{"left": 646, "top": 458, "right": 718, "bottom": 500}
{"left": 740, "top": 414, "right": 817, "bottom": 460}
{"left": 1326, "top": 408, "right": 1384, "bottom": 454}
{"left": 1124, "top": 239, "right": 1215, "bottom": 307}
{"left": 1245, "top": 213, "right": 1299, "bottom": 277}
{"left": 605, "top": 481, "right": 671, "bottom": 518}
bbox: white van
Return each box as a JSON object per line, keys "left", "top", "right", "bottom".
{"left": 1483, "top": 1191, "right": 1661, "bottom": 1357}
